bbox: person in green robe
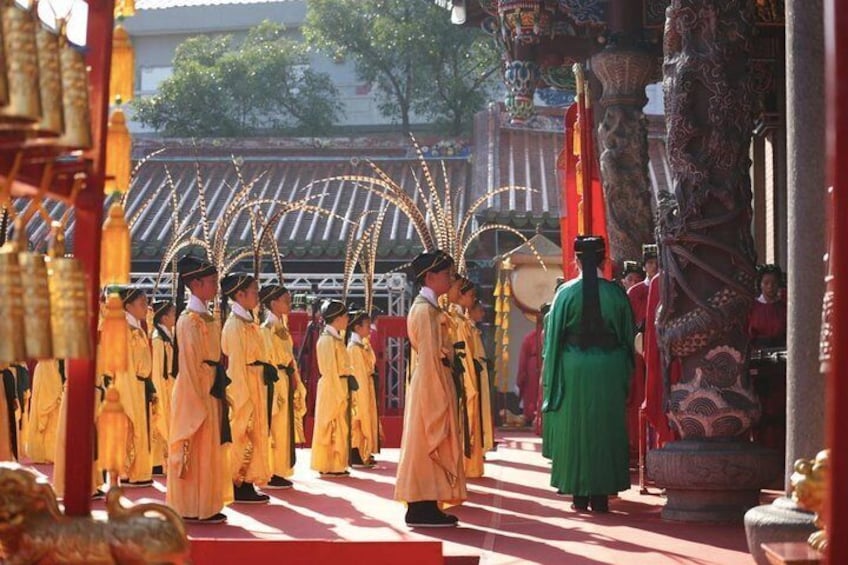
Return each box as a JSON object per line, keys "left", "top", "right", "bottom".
{"left": 542, "top": 235, "right": 635, "bottom": 513}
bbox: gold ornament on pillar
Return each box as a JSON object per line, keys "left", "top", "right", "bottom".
{"left": 109, "top": 24, "right": 134, "bottom": 104}
{"left": 105, "top": 102, "right": 131, "bottom": 194}
{"left": 100, "top": 290, "right": 129, "bottom": 375}
{"left": 100, "top": 202, "right": 131, "bottom": 287}
{"left": 96, "top": 386, "right": 130, "bottom": 482}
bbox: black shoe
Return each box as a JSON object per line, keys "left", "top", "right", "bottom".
{"left": 233, "top": 482, "right": 270, "bottom": 504}
{"left": 92, "top": 489, "right": 106, "bottom": 501}
{"left": 350, "top": 448, "right": 365, "bottom": 466}
{"left": 266, "top": 475, "right": 293, "bottom": 490}
{"left": 571, "top": 495, "right": 589, "bottom": 511}
{"left": 590, "top": 495, "right": 609, "bottom": 513}
{"left": 405, "top": 501, "right": 458, "bottom": 528}
{"left": 151, "top": 465, "right": 165, "bottom": 476}
{"left": 319, "top": 470, "right": 351, "bottom": 479}
{"left": 123, "top": 479, "right": 154, "bottom": 488}
{"left": 185, "top": 512, "right": 227, "bottom": 524}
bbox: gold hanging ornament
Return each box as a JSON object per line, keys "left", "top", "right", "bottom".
{"left": 100, "top": 289, "right": 129, "bottom": 375}
{"left": 109, "top": 24, "right": 134, "bottom": 104}
{"left": 46, "top": 222, "right": 92, "bottom": 360}
{"left": 115, "top": 0, "right": 136, "bottom": 18}
{"left": 96, "top": 386, "right": 130, "bottom": 483}
{"left": 105, "top": 102, "right": 131, "bottom": 194}
{"left": 100, "top": 201, "right": 131, "bottom": 286}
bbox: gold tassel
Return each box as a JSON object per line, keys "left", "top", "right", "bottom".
{"left": 115, "top": 0, "right": 136, "bottom": 18}
{"left": 503, "top": 279, "right": 512, "bottom": 298}
{"left": 105, "top": 105, "right": 132, "bottom": 194}
{"left": 109, "top": 24, "right": 134, "bottom": 104}
{"left": 100, "top": 291, "right": 129, "bottom": 375}
{"left": 97, "top": 386, "right": 130, "bottom": 483}
{"left": 100, "top": 202, "right": 131, "bottom": 286}
{"left": 493, "top": 277, "right": 502, "bottom": 299}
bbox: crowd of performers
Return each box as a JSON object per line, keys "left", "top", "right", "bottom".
{"left": 0, "top": 237, "right": 788, "bottom": 526}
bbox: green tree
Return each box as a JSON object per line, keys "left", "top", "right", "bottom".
{"left": 133, "top": 21, "right": 343, "bottom": 137}
{"left": 304, "top": 0, "right": 500, "bottom": 135}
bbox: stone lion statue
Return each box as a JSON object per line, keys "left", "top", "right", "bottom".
{"left": 0, "top": 463, "right": 190, "bottom": 564}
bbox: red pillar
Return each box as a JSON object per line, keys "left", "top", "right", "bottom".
{"left": 63, "top": 1, "right": 115, "bottom": 517}
{"left": 824, "top": 0, "right": 847, "bottom": 562}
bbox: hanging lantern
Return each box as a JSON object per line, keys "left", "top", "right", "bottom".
{"left": 96, "top": 386, "right": 130, "bottom": 481}
{"left": 109, "top": 24, "right": 134, "bottom": 104}
{"left": 100, "top": 291, "right": 129, "bottom": 375}
{"left": 105, "top": 104, "right": 132, "bottom": 194}
{"left": 100, "top": 202, "right": 131, "bottom": 286}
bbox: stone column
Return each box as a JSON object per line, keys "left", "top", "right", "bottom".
{"left": 743, "top": 0, "right": 826, "bottom": 562}
{"left": 591, "top": 43, "right": 656, "bottom": 269}
{"left": 646, "top": 0, "right": 782, "bottom": 523}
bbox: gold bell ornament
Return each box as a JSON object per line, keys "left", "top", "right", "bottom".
{"left": 45, "top": 221, "right": 91, "bottom": 359}
{"left": 96, "top": 385, "right": 130, "bottom": 485}
{"left": 55, "top": 20, "right": 91, "bottom": 149}
{"left": 99, "top": 289, "right": 129, "bottom": 375}
{"left": 100, "top": 201, "right": 131, "bottom": 286}
{"left": 0, "top": 238, "right": 26, "bottom": 363}
{"left": 0, "top": 0, "right": 42, "bottom": 127}
{"left": 14, "top": 216, "right": 53, "bottom": 360}
{"left": 32, "top": 5, "right": 63, "bottom": 139}
{"left": 109, "top": 25, "right": 134, "bottom": 104}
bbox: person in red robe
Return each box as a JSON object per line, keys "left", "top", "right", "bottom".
{"left": 517, "top": 319, "right": 542, "bottom": 425}
{"left": 643, "top": 274, "right": 679, "bottom": 446}
{"left": 621, "top": 261, "right": 645, "bottom": 292}
{"left": 748, "top": 264, "right": 787, "bottom": 348}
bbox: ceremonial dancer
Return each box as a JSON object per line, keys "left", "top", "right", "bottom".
{"left": 151, "top": 300, "right": 177, "bottom": 476}
{"left": 347, "top": 307, "right": 379, "bottom": 468}
{"left": 26, "top": 360, "right": 64, "bottom": 463}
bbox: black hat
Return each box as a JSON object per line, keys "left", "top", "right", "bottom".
{"left": 119, "top": 286, "right": 145, "bottom": 306}
{"left": 221, "top": 272, "right": 255, "bottom": 298}
{"left": 575, "top": 235, "right": 605, "bottom": 257}
{"left": 259, "top": 284, "right": 289, "bottom": 306}
{"left": 152, "top": 299, "right": 174, "bottom": 322}
{"left": 459, "top": 276, "right": 476, "bottom": 294}
{"left": 642, "top": 244, "right": 658, "bottom": 262}
{"left": 411, "top": 250, "right": 454, "bottom": 282}
{"left": 347, "top": 306, "right": 370, "bottom": 328}
{"left": 320, "top": 299, "right": 347, "bottom": 323}
{"left": 622, "top": 261, "right": 644, "bottom": 277}
{"left": 177, "top": 255, "right": 217, "bottom": 284}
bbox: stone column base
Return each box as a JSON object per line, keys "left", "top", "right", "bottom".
{"left": 744, "top": 497, "right": 818, "bottom": 565}
{"left": 646, "top": 440, "right": 783, "bottom": 523}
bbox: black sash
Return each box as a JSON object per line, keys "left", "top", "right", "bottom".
{"left": 451, "top": 342, "right": 472, "bottom": 458}
{"left": 473, "top": 358, "right": 486, "bottom": 450}
{"left": 137, "top": 376, "right": 156, "bottom": 450}
{"left": 2, "top": 369, "right": 17, "bottom": 460}
{"left": 341, "top": 375, "right": 359, "bottom": 456}
{"left": 204, "top": 360, "right": 233, "bottom": 444}
{"left": 250, "top": 361, "right": 279, "bottom": 433}
{"left": 13, "top": 365, "right": 29, "bottom": 435}
{"left": 372, "top": 370, "right": 381, "bottom": 453}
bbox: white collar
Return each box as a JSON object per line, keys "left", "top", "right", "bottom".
{"left": 350, "top": 332, "right": 364, "bottom": 345}
{"left": 325, "top": 325, "right": 342, "bottom": 339}
{"left": 756, "top": 294, "right": 780, "bottom": 304}
{"left": 265, "top": 311, "right": 280, "bottom": 325}
{"left": 125, "top": 311, "right": 142, "bottom": 330}
{"left": 420, "top": 286, "right": 439, "bottom": 307}
{"left": 187, "top": 294, "right": 208, "bottom": 314}
{"left": 230, "top": 301, "right": 253, "bottom": 321}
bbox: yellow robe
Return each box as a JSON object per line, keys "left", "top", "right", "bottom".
{"left": 310, "top": 329, "right": 351, "bottom": 473}
{"left": 471, "top": 325, "right": 495, "bottom": 451}
{"left": 114, "top": 325, "right": 153, "bottom": 482}
{"left": 0, "top": 364, "right": 13, "bottom": 461}
{"left": 222, "top": 311, "right": 270, "bottom": 486}
{"left": 448, "top": 306, "right": 485, "bottom": 478}
{"left": 26, "top": 360, "right": 63, "bottom": 463}
{"left": 53, "top": 381, "right": 102, "bottom": 498}
{"left": 261, "top": 316, "right": 307, "bottom": 477}
{"left": 166, "top": 309, "right": 233, "bottom": 519}
{"left": 151, "top": 328, "right": 175, "bottom": 469}
{"left": 348, "top": 336, "right": 379, "bottom": 462}
{"left": 395, "top": 294, "right": 467, "bottom": 504}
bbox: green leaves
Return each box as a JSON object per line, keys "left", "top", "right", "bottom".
{"left": 132, "top": 21, "right": 343, "bottom": 137}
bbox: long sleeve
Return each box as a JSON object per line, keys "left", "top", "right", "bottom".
{"left": 170, "top": 314, "right": 211, "bottom": 444}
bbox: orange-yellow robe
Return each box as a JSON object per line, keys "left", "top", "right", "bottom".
{"left": 448, "top": 306, "right": 485, "bottom": 478}
{"left": 26, "top": 360, "right": 63, "bottom": 463}
{"left": 310, "top": 327, "right": 351, "bottom": 473}
{"left": 222, "top": 309, "right": 270, "bottom": 486}
{"left": 166, "top": 304, "right": 233, "bottom": 519}
{"left": 470, "top": 324, "right": 495, "bottom": 451}
{"left": 114, "top": 320, "right": 153, "bottom": 482}
{"left": 261, "top": 314, "right": 306, "bottom": 478}
{"left": 348, "top": 334, "right": 379, "bottom": 462}
{"left": 151, "top": 327, "right": 175, "bottom": 469}
{"left": 395, "top": 292, "right": 467, "bottom": 504}
{"left": 53, "top": 379, "right": 102, "bottom": 498}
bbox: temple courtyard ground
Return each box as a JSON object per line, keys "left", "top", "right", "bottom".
{"left": 35, "top": 430, "right": 770, "bottom": 564}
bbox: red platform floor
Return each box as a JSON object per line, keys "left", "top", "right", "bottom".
{"left": 36, "top": 430, "right": 765, "bottom": 565}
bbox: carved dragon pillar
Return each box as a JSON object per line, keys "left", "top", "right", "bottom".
{"left": 646, "top": 0, "right": 782, "bottom": 523}
{"left": 591, "top": 41, "right": 656, "bottom": 270}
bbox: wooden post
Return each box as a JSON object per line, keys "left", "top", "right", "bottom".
{"left": 824, "top": 0, "right": 847, "bottom": 561}
{"left": 63, "top": 0, "right": 115, "bottom": 517}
